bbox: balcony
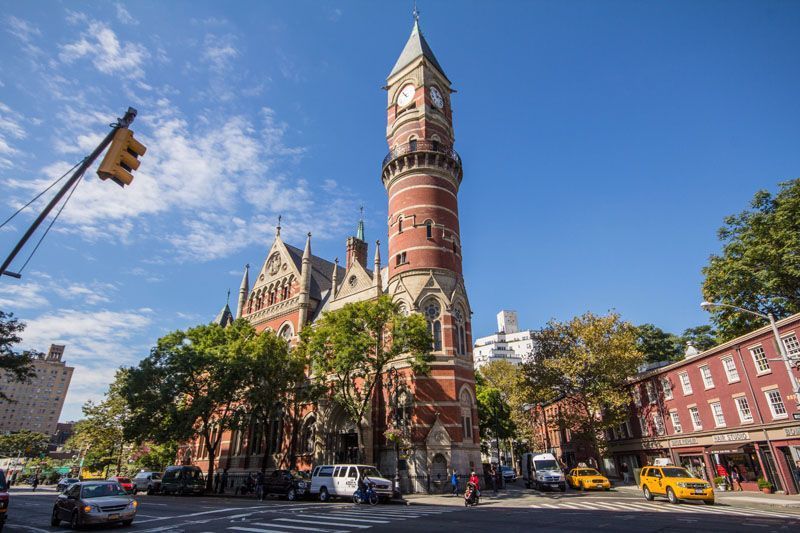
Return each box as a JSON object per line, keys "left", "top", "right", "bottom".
{"left": 381, "top": 140, "right": 463, "bottom": 185}
{"left": 382, "top": 139, "right": 461, "bottom": 169}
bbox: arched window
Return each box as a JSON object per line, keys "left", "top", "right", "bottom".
{"left": 247, "top": 295, "right": 254, "bottom": 314}
{"left": 460, "top": 388, "right": 474, "bottom": 440}
{"left": 301, "top": 415, "right": 316, "bottom": 455}
{"left": 424, "top": 299, "right": 442, "bottom": 351}
{"left": 281, "top": 281, "right": 289, "bottom": 300}
{"left": 279, "top": 323, "right": 293, "bottom": 341}
{"left": 424, "top": 219, "right": 433, "bottom": 239}
{"left": 454, "top": 307, "right": 467, "bottom": 356}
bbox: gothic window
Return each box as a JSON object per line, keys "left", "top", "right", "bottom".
{"left": 247, "top": 295, "right": 254, "bottom": 314}
{"left": 281, "top": 281, "right": 289, "bottom": 300}
{"left": 424, "top": 299, "right": 442, "bottom": 351}
{"left": 279, "top": 323, "right": 293, "bottom": 341}
{"left": 301, "top": 415, "right": 316, "bottom": 455}
{"left": 269, "top": 414, "right": 283, "bottom": 454}
{"left": 454, "top": 307, "right": 467, "bottom": 356}
{"left": 397, "top": 302, "right": 409, "bottom": 316}
{"left": 460, "top": 388, "right": 474, "bottom": 439}
{"left": 396, "top": 390, "right": 412, "bottom": 426}
{"left": 425, "top": 219, "right": 433, "bottom": 239}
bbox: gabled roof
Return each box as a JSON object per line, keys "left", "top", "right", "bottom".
{"left": 213, "top": 303, "right": 233, "bottom": 327}
{"left": 285, "top": 243, "right": 346, "bottom": 301}
{"left": 389, "top": 20, "right": 448, "bottom": 81}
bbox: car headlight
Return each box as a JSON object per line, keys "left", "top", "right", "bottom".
{"left": 83, "top": 505, "right": 101, "bottom": 513}
{"left": 128, "top": 500, "right": 138, "bottom": 509}
{"left": 297, "top": 481, "right": 307, "bottom": 488}
{"left": 676, "top": 482, "right": 689, "bottom": 488}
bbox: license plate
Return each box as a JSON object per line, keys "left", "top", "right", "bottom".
{"left": 109, "top": 514, "right": 120, "bottom": 520}
{"left": 549, "top": 484, "right": 559, "bottom": 488}
{"left": 595, "top": 484, "right": 603, "bottom": 488}
{"left": 694, "top": 489, "right": 704, "bottom": 494}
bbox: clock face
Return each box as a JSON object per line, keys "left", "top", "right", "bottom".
{"left": 430, "top": 86, "right": 444, "bottom": 109}
{"left": 397, "top": 84, "right": 415, "bottom": 107}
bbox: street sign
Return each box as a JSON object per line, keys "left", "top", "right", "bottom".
{"left": 792, "top": 413, "right": 800, "bottom": 421}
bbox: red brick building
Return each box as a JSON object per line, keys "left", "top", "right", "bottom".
{"left": 186, "top": 18, "right": 482, "bottom": 493}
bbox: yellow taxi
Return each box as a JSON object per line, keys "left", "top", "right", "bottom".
{"left": 639, "top": 465, "right": 714, "bottom": 505}
{"left": 566, "top": 468, "right": 611, "bottom": 491}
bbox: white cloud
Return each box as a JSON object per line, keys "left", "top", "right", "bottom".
{"left": 5, "top": 15, "right": 40, "bottom": 41}
{"left": 0, "top": 272, "right": 116, "bottom": 311}
{"left": 202, "top": 34, "right": 239, "bottom": 72}
{"left": 0, "top": 280, "right": 50, "bottom": 309}
{"left": 115, "top": 3, "right": 139, "bottom": 26}
{"left": 59, "top": 20, "right": 148, "bottom": 79}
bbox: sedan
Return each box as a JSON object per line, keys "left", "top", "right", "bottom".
{"left": 500, "top": 466, "right": 517, "bottom": 483}
{"left": 566, "top": 468, "right": 611, "bottom": 491}
{"left": 57, "top": 478, "right": 81, "bottom": 492}
{"left": 108, "top": 476, "right": 134, "bottom": 494}
{"left": 52, "top": 481, "right": 138, "bottom": 528}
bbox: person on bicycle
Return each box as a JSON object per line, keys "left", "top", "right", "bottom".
{"left": 357, "top": 472, "right": 369, "bottom": 497}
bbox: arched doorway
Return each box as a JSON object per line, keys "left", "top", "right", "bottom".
{"left": 321, "top": 402, "right": 360, "bottom": 464}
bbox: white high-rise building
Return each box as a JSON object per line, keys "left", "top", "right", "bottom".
{"left": 473, "top": 311, "right": 536, "bottom": 369}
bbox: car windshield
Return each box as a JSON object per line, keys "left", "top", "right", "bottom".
{"left": 358, "top": 467, "right": 383, "bottom": 478}
{"left": 82, "top": 483, "right": 128, "bottom": 498}
{"left": 578, "top": 469, "right": 600, "bottom": 476}
{"left": 151, "top": 473, "right": 161, "bottom": 480}
{"left": 0, "top": 469, "right": 7, "bottom": 491}
{"left": 535, "top": 460, "right": 559, "bottom": 470}
{"left": 662, "top": 468, "right": 693, "bottom": 478}
{"left": 185, "top": 469, "right": 203, "bottom": 481}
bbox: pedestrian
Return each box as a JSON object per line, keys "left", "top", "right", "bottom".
{"left": 220, "top": 469, "right": 229, "bottom": 495}
{"left": 32, "top": 474, "right": 39, "bottom": 492}
{"left": 490, "top": 466, "right": 497, "bottom": 495}
{"left": 256, "top": 471, "right": 265, "bottom": 501}
{"left": 10, "top": 471, "right": 17, "bottom": 486}
{"left": 450, "top": 470, "right": 458, "bottom": 496}
{"left": 731, "top": 467, "right": 743, "bottom": 492}
{"left": 214, "top": 471, "right": 220, "bottom": 494}
{"left": 621, "top": 462, "right": 630, "bottom": 484}
{"left": 469, "top": 470, "right": 480, "bottom": 496}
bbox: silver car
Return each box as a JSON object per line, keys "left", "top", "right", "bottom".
{"left": 51, "top": 481, "right": 138, "bottom": 528}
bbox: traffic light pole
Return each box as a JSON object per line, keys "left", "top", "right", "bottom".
{"left": 0, "top": 107, "right": 137, "bottom": 279}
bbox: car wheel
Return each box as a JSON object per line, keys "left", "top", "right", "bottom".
{"left": 703, "top": 500, "right": 715, "bottom": 506}
{"left": 287, "top": 488, "right": 296, "bottom": 501}
{"left": 51, "top": 508, "right": 61, "bottom": 527}
{"left": 319, "top": 487, "right": 329, "bottom": 502}
{"left": 147, "top": 487, "right": 153, "bottom": 495}
{"left": 122, "top": 519, "right": 133, "bottom": 527}
{"left": 70, "top": 511, "right": 81, "bottom": 530}
{"left": 667, "top": 487, "right": 679, "bottom": 504}
{"left": 643, "top": 486, "right": 654, "bottom": 501}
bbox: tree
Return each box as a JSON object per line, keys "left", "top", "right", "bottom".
{"left": 679, "top": 325, "right": 717, "bottom": 352}
{"left": 702, "top": 179, "right": 800, "bottom": 340}
{"left": 521, "top": 312, "right": 644, "bottom": 463}
{"left": 238, "top": 328, "right": 307, "bottom": 472}
{"left": 0, "top": 430, "right": 49, "bottom": 457}
{"left": 0, "top": 311, "right": 38, "bottom": 401}
{"left": 635, "top": 324, "right": 682, "bottom": 363}
{"left": 67, "top": 371, "right": 131, "bottom": 475}
{"left": 298, "top": 295, "right": 432, "bottom": 463}
{"left": 477, "top": 360, "right": 532, "bottom": 449}
{"left": 120, "top": 320, "right": 253, "bottom": 492}
{"left": 131, "top": 441, "right": 179, "bottom": 472}
{"left": 475, "top": 376, "right": 516, "bottom": 458}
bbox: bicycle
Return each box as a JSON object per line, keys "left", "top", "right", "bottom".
{"left": 353, "top": 481, "right": 379, "bottom": 505}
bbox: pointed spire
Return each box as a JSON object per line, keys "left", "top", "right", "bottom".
{"left": 236, "top": 264, "right": 250, "bottom": 319}
{"left": 302, "top": 231, "right": 312, "bottom": 258}
{"left": 276, "top": 214, "right": 282, "bottom": 237}
{"left": 331, "top": 258, "right": 340, "bottom": 299}
{"left": 389, "top": 15, "right": 448, "bottom": 81}
{"left": 298, "top": 233, "right": 312, "bottom": 331}
{"left": 373, "top": 240, "right": 382, "bottom": 295}
{"left": 356, "top": 206, "right": 365, "bottom": 241}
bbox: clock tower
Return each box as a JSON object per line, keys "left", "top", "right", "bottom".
{"left": 382, "top": 17, "right": 481, "bottom": 482}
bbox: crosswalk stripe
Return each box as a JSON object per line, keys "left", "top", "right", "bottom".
{"left": 250, "top": 523, "right": 344, "bottom": 532}
{"left": 329, "top": 512, "right": 408, "bottom": 520}
{"left": 275, "top": 519, "right": 371, "bottom": 529}
{"left": 292, "top": 514, "right": 390, "bottom": 524}
{"left": 529, "top": 499, "right": 800, "bottom": 520}
{"left": 229, "top": 528, "right": 294, "bottom": 533}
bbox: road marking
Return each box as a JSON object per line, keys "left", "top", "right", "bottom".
{"left": 250, "top": 523, "right": 345, "bottom": 532}
{"left": 136, "top": 506, "right": 256, "bottom": 523}
{"left": 230, "top": 528, "right": 294, "bottom": 533}
{"left": 296, "top": 514, "right": 390, "bottom": 524}
{"left": 330, "top": 511, "right": 408, "bottom": 520}
{"left": 275, "top": 518, "right": 371, "bottom": 529}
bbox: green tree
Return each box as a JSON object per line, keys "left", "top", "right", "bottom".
{"left": 702, "top": 179, "right": 800, "bottom": 340}
{"left": 679, "top": 325, "right": 717, "bottom": 352}
{"left": 131, "top": 441, "right": 179, "bottom": 472}
{"left": 0, "top": 430, "right": 49, "bottom": 457}
{"left": 521, "top": 312, "right": 644, "bottom": 463}
{"left": 120, "top": 320, "right": 254, "bottom": 492}
{"left": 298, "top": 295, "right": 432, "bottom": 463}
{"left": 0, "top": 311, "right": 38, "bottom": 401}
{"left": 635, "top": 323, "right": 682, "bottom": 363}
{"left": 477, "top": 360, "right": 532, "bottom": 448}
{"left": 475, "top": 378, "right": 516, "bottom": 457}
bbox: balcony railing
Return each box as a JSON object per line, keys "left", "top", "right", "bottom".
{"left": 382, "top": 140, "right": 461, "bottom": 169}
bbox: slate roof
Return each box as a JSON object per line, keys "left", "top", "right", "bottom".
{"left": 213, "top": 303, "right": 233, "bottom": 327}
{"left": 389, "top": 20, "right": 448, "bottom": 81}
{"left": 285, "top": 244, "right": 347, "bottom": 301}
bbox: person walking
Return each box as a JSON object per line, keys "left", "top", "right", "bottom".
{"left": 256, "top": 471, "right": 265, "bottom": 501}
{"left": 31, "top": 474, "right": 39, "bottom": 492}
{"left": 450, "top": 470, "right": 458, "bottom": 496}
{"left": 468, "top": 471, "right": 480, "bottom": 497}
{"left": 214, "top": 471, "right": 220, "bottom": 494}
{"left": 731, "top": 467, "right": 744, "bottom": 491}
{"left": 220, "top": 469, "right": 229, "bottom": 495}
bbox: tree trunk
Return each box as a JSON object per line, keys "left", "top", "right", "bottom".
{"left": 260, "top": 422, "right": 269, "bottom": 473}
{"left": 356, "top": 420, "right": 366, "bottom": 464}
{"left": 205, "top": 431, "right": 217, "bottom": 493}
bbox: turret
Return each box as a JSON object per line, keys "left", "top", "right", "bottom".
{"left": 373, "top": 240, "right": 382, "bottom": 296}
{"left": 298, "top": 232, "right": 312, "bottom": 330}
{"left": 236, "top": 264, "right": 250, "bottom": 319}
{"left": 331, "top": 258, "right": 340, "bottom": 299}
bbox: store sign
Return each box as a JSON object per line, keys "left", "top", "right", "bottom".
{"left": 670, "top": 438, "right": 698, "bottom": 446}
{"left": 786, "top": 427, "right": 800, "bottom": 437}
{"left": 712, "top": 432, "right": 750, "bottom": 443}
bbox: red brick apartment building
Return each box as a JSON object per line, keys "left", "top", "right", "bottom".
{"left": 535, "top": 313, "right": 800, "bottom": 494}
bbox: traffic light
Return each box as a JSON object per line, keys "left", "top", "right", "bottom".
{"left": 97, "top": 127, "right": 147, "bottom": 187}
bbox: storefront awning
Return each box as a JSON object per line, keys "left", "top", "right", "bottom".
{"left": 706, "top": 443, "right": 748, "bottom": 454}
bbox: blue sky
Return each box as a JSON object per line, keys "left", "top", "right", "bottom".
{"left": 1, "top": 1, "right": 798, "bottom": 421}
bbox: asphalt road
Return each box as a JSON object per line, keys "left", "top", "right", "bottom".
{"left": 5, "top": 485, "right": 800, "bottom": 532}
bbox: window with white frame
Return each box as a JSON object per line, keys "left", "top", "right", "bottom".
{"left": 700, "top": 365, "right": 714, "bottom": 389}
{"left": 750, "top": 346, "right": 770, "bottom": 374}
{"left": 783, "top": 334, "right": 800, "bottom": 359}
{"left": 661, "top": 377, "right": 673, "bottom": 400}
{"left": 735, "top": 397, "right": 753, "bottom": 423}
{"left": 639, "top": 416, "right": 650, "bottom": 437}
{"left": 653, "top": 413, "right": 665, "bottom": 436}
{"left": 646, "top": 381, "right": 657, "bottom": 404}
{"left": 689, "top": 407, "right": 702, "bottom": 430}
{"left": 710, "top": 402, "right": 726, "bottom": 427}
{"left": 670, "top": 411, "right": 682, "bottom": 433}
{"left": 632, "top": 385, "right": 642, "bottom": 407}
{"left": 765, "top": 389, "right": 788, "bottom": 419}
{"left": 721, "top": 356, "right": 740, "bottom": 383}
{"left": 679, "top": 372, "right": 692, "bottom": 395}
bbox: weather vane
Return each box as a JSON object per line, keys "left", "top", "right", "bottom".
{"left": 276, "top": 214, "right": 282, "bottom": 236}
{"left": 413, "top": 1, "right": 420, "bottom": 23}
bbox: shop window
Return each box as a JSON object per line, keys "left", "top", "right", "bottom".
{"left": 735, "top": 397, "right": 753, "bottom": 423}
{"left": 700, "top": 365, "right": 714, "bottom": 389}
{"left": 765, "top": 389, "right": 788, "bottom": 419}
{"left": 750, "top": 346, "right": 770, "bottom": 374}
{"left": 721, "top": 356, "right": 739, "bottom": 383}
{"left": 710, "top": 402, "right": 726, "bottom": 427}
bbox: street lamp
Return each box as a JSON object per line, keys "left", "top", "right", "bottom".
{"left": 701, "top": 300, "right": 800, "bottom": 402}
{"left": 384, "top": 367, "right": 407, "bottom": 495}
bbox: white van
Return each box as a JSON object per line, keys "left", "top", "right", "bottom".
{"left": 521, "top": 452, "right": 566, "bottom": 492}
{"left": 310, "top": 464, "right": 393, "bottom": 502}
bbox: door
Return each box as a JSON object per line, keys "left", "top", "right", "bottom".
{"left": 780, "top": 447, "right": 800, "bottom": 493}
{"left": 344, "top": 466, "right": 358, "bottom": 495}
{"left": 760, "top": 446, "right": 783, "bottom": 492}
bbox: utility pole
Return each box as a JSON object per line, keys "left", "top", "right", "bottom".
{"left": 0, "top": 107, "right": 141, "bottom": 279}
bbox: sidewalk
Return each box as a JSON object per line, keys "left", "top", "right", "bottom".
{"left": 617, "top": 482, "right": 800, "bottom": 509}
